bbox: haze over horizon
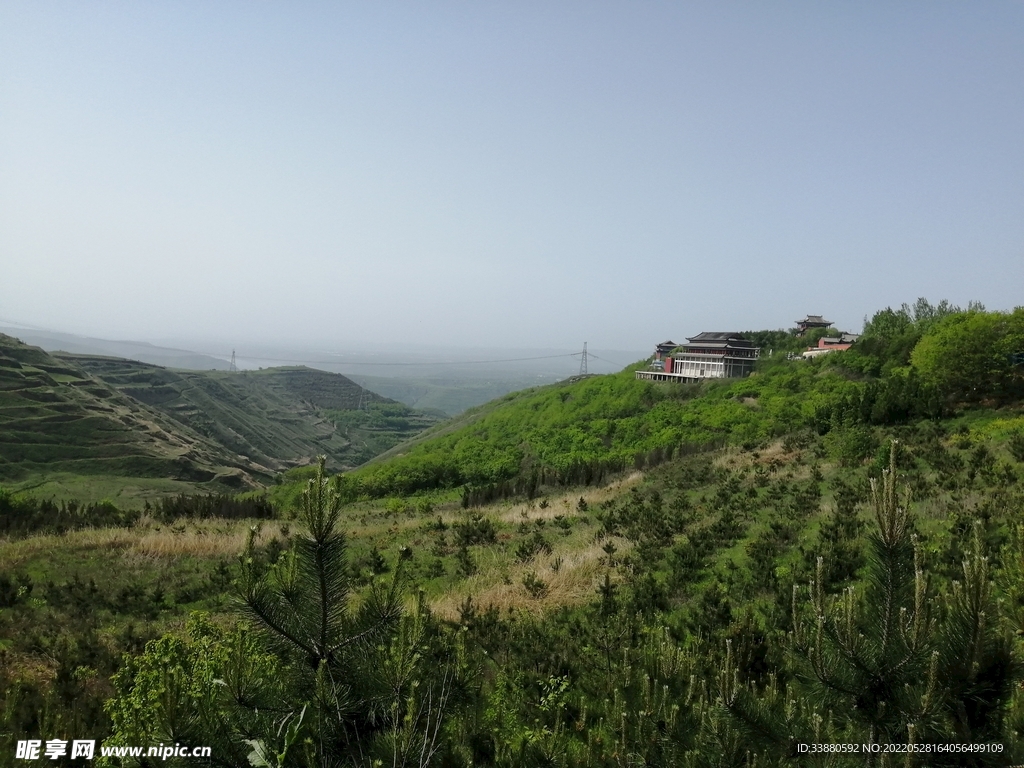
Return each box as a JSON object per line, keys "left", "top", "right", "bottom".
{"left": 3, "top": 3, "right": 1022, "bottom": 351}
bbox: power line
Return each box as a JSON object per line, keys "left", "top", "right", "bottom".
{"left": 230, "top": 350, "right": 631, "bottom": 372}
{"left": 0, "top": 317, "right": 53, "bottom": 331}
{"left": 228, "top": 352, "right": 584, "bottom": 367}
{"left": 0, "top": 316, "right": 632, "bottom": 371}
{"left": 586, "top": 352, "right": 628, "bottom": 369}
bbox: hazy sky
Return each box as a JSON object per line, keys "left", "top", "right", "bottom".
{"left": 2, "top": 2, "right": 1022, "bottom": 352}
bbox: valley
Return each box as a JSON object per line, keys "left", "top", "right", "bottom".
{"left": 3, "top": 303, "right": 1024, "bottom": 765}
{"left": 0, "top": 334, "right": 440, "bottom": 502}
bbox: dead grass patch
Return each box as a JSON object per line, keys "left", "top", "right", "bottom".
{"left": 0, "top": 651, "right": 55, "bottom": 686}
{"left": 130, "top": 523, "right": 273, "bottom": 558}
{"left": 717, "top": 442, "right": 823, "bottom": 477}
{"left": 0, "top": 528, "right": 137, "bottom": 568}
{"left": 716, "top": 441, "right": 787, "bottom": 469}
{"left": 0, "top": 518, "right": 273, "bottom": 567}
{"left": 430, "top": 538, "right": 631, "bottom": 620}
{"left": 496, "top": 472, "right": 645, "bottom": 524}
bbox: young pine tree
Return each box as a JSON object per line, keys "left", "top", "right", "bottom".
{"left": 708, "top": 441, "right": 1019, "bottom": 766}
{"left": 105, "top": 457, "right": 464, "bottom": 768}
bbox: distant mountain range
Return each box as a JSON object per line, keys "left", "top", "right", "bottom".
{"left": 0, "top": 326, "right": 232, "bottom": 370}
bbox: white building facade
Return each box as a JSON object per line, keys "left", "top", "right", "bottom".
{"left": 636, "top": 332, "right": 760, "bottom": 383}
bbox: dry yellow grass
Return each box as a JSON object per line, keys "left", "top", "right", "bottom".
{"left": 130, "top": 524, "right": 275, "bottom": 558}
{"left": 714, "top": 441, "right": 821, "bottom": 479}
{"left": 714, "top": 441, "right": 786, "bottom": 469}
{"left": 0, "top": 518, "right": 282, "bottom": 568}
{"left": 0, "top": 527, "right": 137, "bottom": 568}
{"left": 0, "top": 472, "right": 646, "bottom": 621}
{"left": 1, "top": 651, "right": 56, "bottom": 686}
{"left": 495, "top": 472, "right": 645, "bottom": 524}
{"left": 430, "top": 537, "right": 632, "bottom": 620}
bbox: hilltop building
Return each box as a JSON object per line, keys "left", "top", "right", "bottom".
{"left": 795, "top": 315, "right": 833, "bottom": 335}
{"left": 654, "top": 341, "right": 679, "bottom": 360}
{"left": 637, "top": 332, "right": 759, "bottom": 383}
{"left": 802, "top": 332, "right": 860, "bottom": 358}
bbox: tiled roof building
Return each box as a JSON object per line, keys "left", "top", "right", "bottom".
{"left": 795, "top": 315, "right": 833, "bottom": 334}
{"left": 638, "top": 332, "right": 759, "bottom": 382}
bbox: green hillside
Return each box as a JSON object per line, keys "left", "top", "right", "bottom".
{"left": 0, "top": 335, "right": 441, "bottom": 501}
{"left": 333, "top": 361, "right": 846, "bottom": 499}
{"left": 331, "top": 303, "right": 1024, "bottom": 502}
{"left": 65, "top": 356, "right": 438, "bottom": 472}
{"left": 0, "top": 334, "right": 259, "bottom": 494}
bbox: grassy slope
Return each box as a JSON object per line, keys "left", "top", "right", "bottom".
{"left": 327, "top": 356, "right": 861, "bottom": 498}
{"left": 6, "top": 404, "right": 1021, "bottom": 652}
{"left": 255, "top": 341, "right": 1024, "bottom": 618}
{"left": 350, "top": 412, "right": 1024, "bottom": 621}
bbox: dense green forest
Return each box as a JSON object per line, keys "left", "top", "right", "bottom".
{"left": 3, "top": 301, "right": 1024, "bottom": 766}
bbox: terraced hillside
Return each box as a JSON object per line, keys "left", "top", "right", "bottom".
{"left": 0, "top": 334, "right": 260, "bottom": 491}
{"left": 64, "top": 356, "right": 440, "bottom": 471}
{"left": 0, "top": 335, "right": 442, "bottom": 500}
